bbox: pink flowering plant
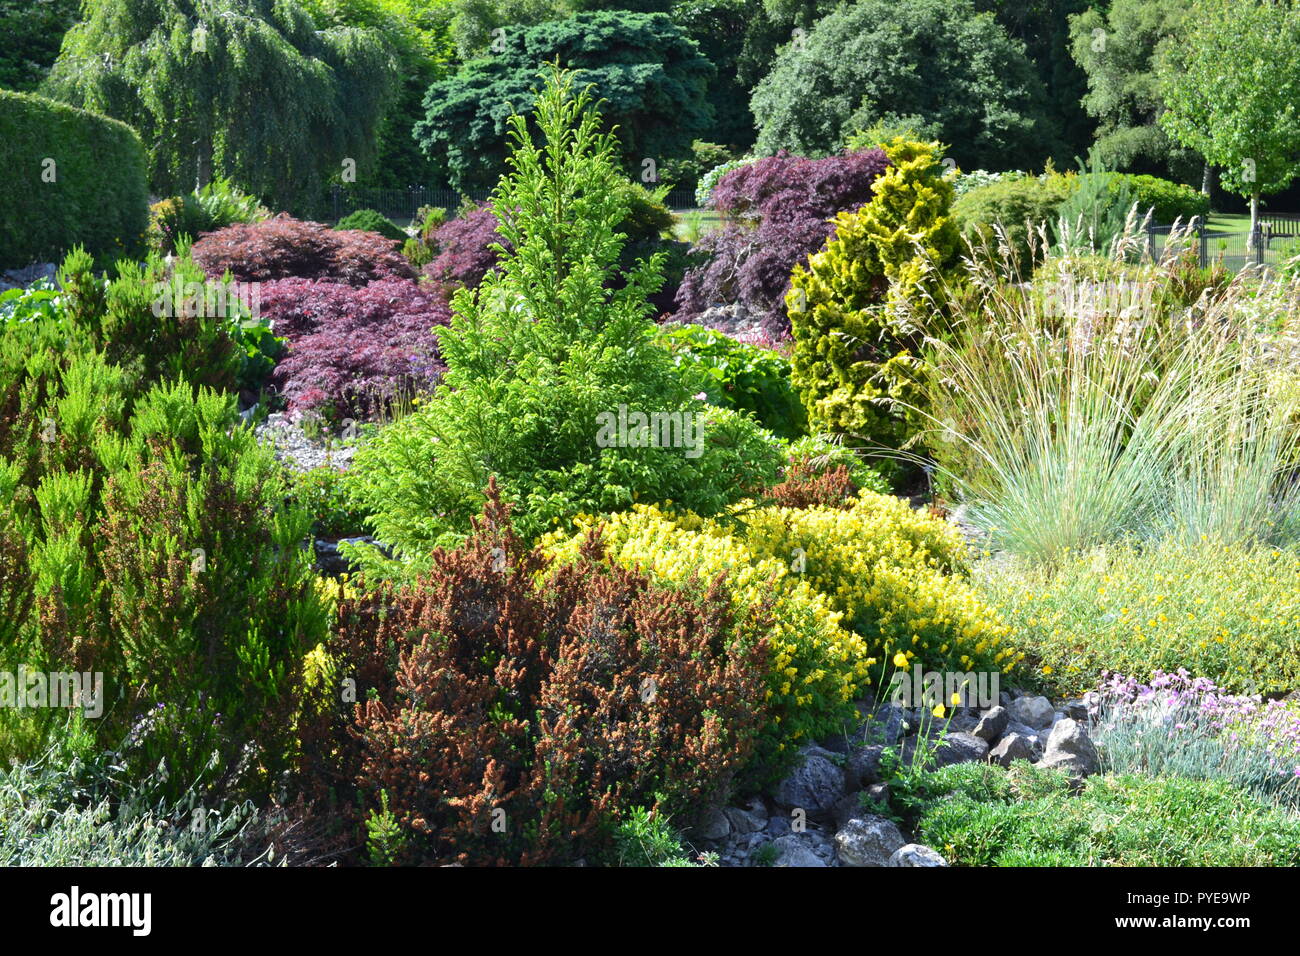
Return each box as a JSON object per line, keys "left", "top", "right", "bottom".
{"left": 1087, "top": 669, "right": 1300, "bottom": 808}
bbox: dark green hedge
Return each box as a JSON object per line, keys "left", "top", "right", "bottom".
{"left": 0, "top": 90, "right": 149, "bottom": 268}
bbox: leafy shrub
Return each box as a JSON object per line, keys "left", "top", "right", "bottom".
{"left": 910, "top": 762, "right": 1300, "bottom": 866}
{"left": 675, "top": 148, "right": 891, "bottom": 336}
{"left": 1114, "top": 173, "right": 1209, "bottom": 225}
{"left": 779, "top": 434, "right": 891, "bottom": 498}
{"left": 0, "top": 90, "right": 149, "bottom": 268}
{"left": 740, "top": 494, "right": 1017, "bottom": 678}
{"left": 291, "top": 465, "right": 372, "bottom": 540}
{"left": 661, "top": 140, "right": 736, "bottom": 197}
{"left": 978, "top": 539, "right": 1300, "bottom": 697}
{"left": 788, "top": 138, "right": 960, "bottom": 464}
{"left": 259, "top": 277, "right": 451, "bottom": 419}
{"left": 695, "top": 155, "right": 753, "bottom": 207}
{"left": 49, "top": 247, "right": 280, "bottom": 397}
{"left": 543, "top": 504, "right": 867, "bottom": 761}
{"left": 1055, "top": 159, "right": 1140, "bottom": 257}
{"left": 334, "top": 208, "right": 407, "bottom": 243}
{"left": 422, "top": 203, "right": 504, "bottom": 289}
{"left": 951, "top": 171, "right": 1076, "bottom": 272}
{"left": 149, "top": 177, "right": 270, "bottom": 255}
{"left": 191, "top": 215, "right": 416, "bottom": 286}
{"left": 546, "top": 491, "right": 1019, "bottom": 755}
{"left": 657, "top": 322, "right": 805, "bottom": 439}
{"left": 348, "top": 69, "right": 782, "bottom": 554}
{"left": 424, "top": 183, "right": 676, "bottom": 292}
{"left": 317, "top": 485, "right": 772, "bottom": 865}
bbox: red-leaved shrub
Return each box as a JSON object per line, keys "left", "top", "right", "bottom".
{"left": 191, "top": 215, "right": 416, "bottom": 287}
{"left": 315, "top": 482, "right": 772, "bottom": 865}
{"left": 422, "top": 204, "right": 506, "bottom": 289}
{"left": 675, "top": 149, "right": 890, "bottom": 337}
{"left": 260, "top": 277, "right": 451, "bottom": 419}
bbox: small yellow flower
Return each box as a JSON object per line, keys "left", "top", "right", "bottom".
{"left": 932, "top": 704, "right": 946, "bottom": 718}
{"left": 892, "top": 652, "right": 909, "bottom": 669}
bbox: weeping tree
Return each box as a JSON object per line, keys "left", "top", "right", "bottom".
{"left": 43, "top": 0, "right": 399, "bottom": 212}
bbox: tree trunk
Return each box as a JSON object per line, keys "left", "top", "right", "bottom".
{"left": 1201, "top": 162, "right": 1212, "bottom": 197}
{"left": 1249, "top": 192, "right": 1260, "bottom": 251}
{"left": 195, "top": 138, "right": 213, "bottom": 193}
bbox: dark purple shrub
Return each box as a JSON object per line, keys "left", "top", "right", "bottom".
{"left": 192, "top": 215, "right": 417, "bottom": 287}
{"left": 261, "top": 277, "right": 451, "bottom": 419}
{"left": 676, "top": 149, "right": 890, "bottom": 336}
{"left": 423, "top": 204, "right": 506, "bottom": 288}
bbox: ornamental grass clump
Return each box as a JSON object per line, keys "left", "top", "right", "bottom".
{"left": 920, "top": 223, "right": 1300, "bottom": 561}
{"left": 1087, "top": 670, "right": 1300, "bottom": 810}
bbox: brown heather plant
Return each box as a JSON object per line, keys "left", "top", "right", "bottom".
{"left": 764, "top": 461, "right": 858, "bottom": 510}
{"left": 319, "top": 481, "right": 772, "bottom": 865}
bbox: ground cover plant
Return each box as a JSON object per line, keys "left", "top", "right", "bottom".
{"left": 904, "top": 761, "right": 1300, "bottom": 867}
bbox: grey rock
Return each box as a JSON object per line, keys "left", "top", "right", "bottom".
{"left": 831, "top": 793, "right": 862, "bottom": 831}
{"left": 766, "top": 814, "right": 793, "bottom": 837}
{"left": 846, "top": 744, "right": 887, "bottom": 787}
{"left": 947, "top": 708, "right": 983, "bottom": 734}
{"left": 1061, "top": 699, "right": 1089, "bottom": 721}
{"left": 1009, "top": 695, "right": 1056, "bottom": 729}
{"left": 932, "top": 731, "right": 989, "bottom": 767}
{"left": 771, "top": 834, "right": 827, "bottom": 868}
{"left": 723, "top": 798, "right": 767, "bottom": 835}
{"left": 906, "top": 731, "right": 988, "bottom": 770}
{"left": 972, "top": 705, "right": 1010, "bottom": 743}
{"left": 1004, "top": 720, "right": 1044, "bottom": 743}
{"left": 1038, "top": 718, "right": 1100, "bottom": 776}
{"left": 834, "top": 815, "right": 906, "bottom": 867}
{"left": 859, "top": 701, "right": 908, "bottom": 746}
{"left": 773, "top": 751, "right": 847, "bottom": 819}
{"left": 888, "top": 844, "right": 949, "bottom": 867}
{"left": 988, "top": 732, "right": 1041, "bottom": 767}
{"left": 693, "top": 807, "right": 731, "bottom": 842}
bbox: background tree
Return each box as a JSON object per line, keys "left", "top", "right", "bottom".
{"left": 1159, "top": 0, "right": 1300, "bottom": 238}
{"left": 43, "top": 0, "right": 399, "bottom": 211}
{"left": 975, "top": 0, "right": 1093, "bottom": 162}
{"left": 416, "top": 11, "right": 714, "bottom": 192}
{"left": 1069, "top": 0, "right": 1199, "bottom": 184}
{"left": 670, "top": 0, "right": 759, "bottom": 150}
{"left": 299, "top": 0, "right": 459, "bottom": 187}
{"left": 748, "top": 0, "right": 1050, "bottom": 170}
{"left": 0, "top": 0, "right": 80, "bottom": 92}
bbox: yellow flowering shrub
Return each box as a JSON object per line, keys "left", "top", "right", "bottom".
{"left": 741, "top": 492, "right": 1019, "bottom": 678}
{"left": 542, "top": 491, "right": 1019, "bottom": 756}
{"left": 543, "top": 506, "right": 869, "bottom": 757}
{"left": 978, "top": 539, "right": 1300, "bottom": 696}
